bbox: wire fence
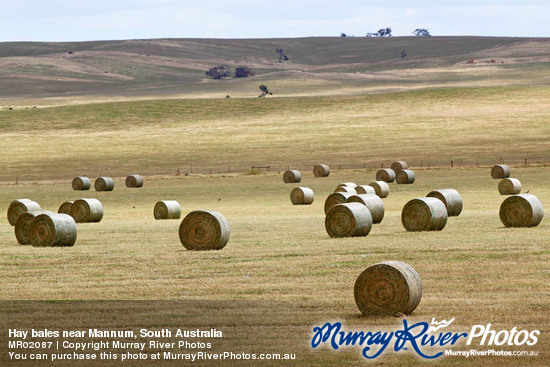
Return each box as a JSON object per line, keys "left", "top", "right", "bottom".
{"left": 172, "top": 157, "right": 548, "bottom": 176}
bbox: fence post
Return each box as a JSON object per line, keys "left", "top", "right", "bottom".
{"left": 524, "top": 158, "right": 527, "bottom": 168}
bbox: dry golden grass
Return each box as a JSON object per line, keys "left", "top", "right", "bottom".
{"left": 1, "top": 167, "right": 548, "bottom": 365}
{"left": 1, "top": 86, "right": 550, "bottom": 183}
{"left": 1, "top": 81, "right": 549, "bottom": 364}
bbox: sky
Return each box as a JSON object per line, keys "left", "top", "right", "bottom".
{"left": 2, "top": 0, "right": 550, "bottom": 42}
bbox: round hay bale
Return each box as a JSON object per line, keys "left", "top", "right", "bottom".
{"left": 368, "top": 181, "right": 390, "bottom": 198}
{"left": 94, "top": 177, "right": 114, "bottom": 191}
{"left": 154, "top": 200, "right": 181, "bottom": 220}
{"left": 325, "top": 202, "right": 372, "bottom": 238}
{"left": 337, "top": 182, "right": 357, "bottom": 189}
{"left": 283, "top": 170, "right": 301, "bottom": 183}
{"left": 29, "top": 213, "right": 77, "bottom": 247}
{"left": 354, "top": 261, "right": 422, "bottom": 316}
{"left": 355, "top": 185, "right": 376, "bottom": 195}
{"left": 426, "top": 189, "right": 463, "bottom": 217}
{"left": 70, "top": 199, "right": 104, "bottom": 223}
{"left": 401, "top": 197, "right": 448, "bottom": 231}
{"left": 396, "top": 169, "right": 415, "bottom": 184}
{"left": 391, "top": 161, "right": 408, "bottom": 172}
{"left": 15, "top": 210, "right": 53, "bottom": 245}
{"left": 334, "top": 186, "right": 357, "bottom": 194}
{"left": 491, "top": 164, "right": 511, "bottom": 179}
{"left": 290, "top": 187, "right": 314, "bottom": 205}
{"left": 324, "top": 192, "right": 354, "bottom": 215}
{"left": 313, "top": 164, "right": 330, "bottom": 177}
{"left": 58, "top": 201, "right": 74, "bottom": 215}
{"left": 72, "top": 176, "right": 91, "bottom": 190}
{"left": 499, "top": 194, "right": 544, "bottom": 227}
{"left": 179, "top": 210, "right": 230, "bottom": 250}
{"left": 346, "top": 194, "right": 385, "bottom": 224}
{"left": 375, "top": 169, "right": 395, "bottom": 183}
{"left": 125, "top": 174, "right": 144, "bottom": 188}
{"left": 498, "top": 178, "right": 521, "bottom": 195}
{"left": 7, "top": 199, "right": 41, "bottom": 226}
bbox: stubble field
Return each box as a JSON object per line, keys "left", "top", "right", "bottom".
{"left": 1, "top": 85, "right": 549, "bottom": 366}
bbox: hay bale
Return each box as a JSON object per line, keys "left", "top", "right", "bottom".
{"left": 70, "top": 199, "right": 104, "bottom": 223}
{"left": 375, "top": 168, "right": 395, "bottom": 183}
{"left": 154, "top": 200, "right": 181, "bottom": 220}
{"left": 368, "top": 181, "right": 390, "bottom": 198}
{"left": 313, "top": 164, "right": 330, "bottom": 177}
{"left": 325, "top": 202, "right": 372, "bottom": 238}
{"left": 337, "top": 182, "right": 357, "bottom": 188}
{"left": 30, "top": 213, "right": 77, "bottom": 247}
{"left": 334, "top": 186, "right": 357, "bottom": 194}
{"left": 498, "top": 178, "right": 521, "bottom": 195}
{"left": 355, "top": 185, "right": 376, "bottom": 195}
{"left": 354, "top": 261, "right": 422, "bottom": 316}
{"left": 290, "top": 187, "right": 314, "bottom": 205}
{"left": 491, "top": 164, "right": 511, "bottom": 179}
{"left": 396, "top": 169, "right": 415, "bottom": 184}
{"left": 72, "top": 176, "right": 91, "bottom": 190}
{"left": 391, "top": 161, "right": 408, "bottom": 172}
{"left": 401, "top": 197, "right": 448, "bottom": 231}
{"left": 426, "top": 189, "right": 463, "bottom": 217}
{"left": 125, "top": 174, "right": 144, "bottom": 188}
{"left": 94, "top": 177, "right": 114, "bottom": 191}
{"left": 58, "top": 201, "right": 74, "bottom": 215}
{"left": 324, "top": 192, "right": 354, "bottom": 214}
{"left": 283, "top": 170, "right": 301, "bottom": 183}
{"left": 499, "top": 194, "right": 544, "bottom": 227}
{"left": 346, "top": 194, "right": 385, "bottom": 224}
{"left": 179, "top": 210, "right": 230, "bottom": 250}
{"left": 15, "top": 210, "right": 53, "bottom": 245}
{"left": 7, "top": 199, "right": 41, "bottom": 226}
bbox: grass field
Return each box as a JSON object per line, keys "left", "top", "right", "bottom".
{"left": 1, "top": 85, "right": 550, "bottom": 183}
{"left": 1, "top": 37, "right": 549, "bottom": 365}
{"left": 1, "top": 167, "right": 549, "bottom": 365}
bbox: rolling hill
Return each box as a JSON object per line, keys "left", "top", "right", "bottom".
{"left": 1, "top": 36, "right": 550, "bottom": 105}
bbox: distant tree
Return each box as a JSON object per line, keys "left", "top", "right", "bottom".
{"left": 413, "top": 28, "right": 431, "bottom": 36}
{"left": 377, "top": 27, "right": 392, "bottom": 37}
{"left": 275, "top": 48, "right": 284, "bottom": 62}
{"left": 234, "top": 67, "right": 254, "bottom": 78}
{"left": 340, "top": 33, "right": 347, "bottom": 37}
{"left": 258, "top": 85, "right": 272, "bottom": 97}
{"left": 205, "top": 66, "right": 231, "bottom": 79}
{"left": 275, "top": 48, "right": 289, "bottom": 62}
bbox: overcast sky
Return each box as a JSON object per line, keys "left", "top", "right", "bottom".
{"left": 2, "top": 0, "right": 550, "bottom": 42}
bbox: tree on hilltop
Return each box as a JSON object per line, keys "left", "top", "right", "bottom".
{"left": 413, "top": 29, "right": 431, "bottom": 36}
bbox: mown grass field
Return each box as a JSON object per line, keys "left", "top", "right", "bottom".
{"left": 1, "top": 168, "right": 549, "bottom": 365}
{"left": 1, "top": 43, "right": 549, "bottom": 363}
